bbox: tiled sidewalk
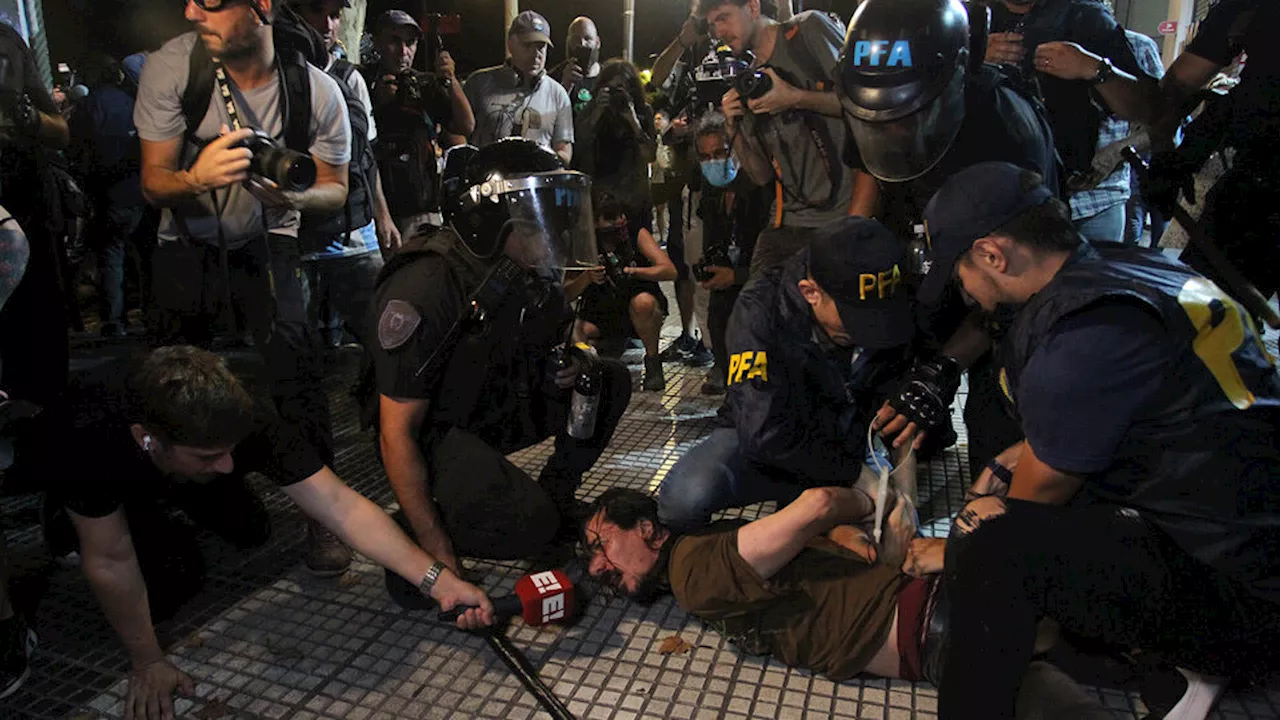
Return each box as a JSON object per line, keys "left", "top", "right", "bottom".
{"left": 4, "top": 317, "right": 1280, "bottom": 719}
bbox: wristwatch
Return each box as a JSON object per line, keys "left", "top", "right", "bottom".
{"left": 1091, "top": 57, "right": 1116, "bottom": 85}
{"left": 418, "top": 561, "right": 447, "bottom": 599}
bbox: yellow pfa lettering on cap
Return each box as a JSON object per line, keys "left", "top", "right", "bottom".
{"left": 859, "top": 265, "right": 902, "bottom": 300}
{"left": 728, "top": 351, "right": 768, "bottom": 385}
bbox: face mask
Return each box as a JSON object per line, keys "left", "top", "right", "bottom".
{"left": 700, "top": 156, "right": 739, "bottom": 188}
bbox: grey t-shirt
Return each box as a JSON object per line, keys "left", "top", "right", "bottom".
{"left": 135, "top": 32, "right": 352, "bottom": 248}
{"left": 742, "top": 11, "right": 855, "bottom": 229}
{"left": 464, "top": 65, "right": 573, "bottom": 152}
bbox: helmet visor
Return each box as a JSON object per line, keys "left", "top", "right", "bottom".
{"left": 843, "top": 66, "right": 966, "bottom": 183}
{"left": 489, "top": 171, "right": 598, "bottom": 274}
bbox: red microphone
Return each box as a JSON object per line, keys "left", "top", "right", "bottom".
{"left": 439, "top": 567, "right": 579, "bottom": 626}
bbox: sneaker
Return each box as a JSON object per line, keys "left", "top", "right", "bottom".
{"left": 684, "top": 342, "right": 714, "bottom": 368}
{"left": 0, "top": 618, "right": 37, "bottom": 701}
{"left": 643, "top": 355, "right": 666, "bottom": 392}
{"left": 1141, "top": 664, "right": 1230, "bottom": 720}
{"left": 305, "top": 519, "right": 352, "bottom": 577}
{"left": 658, "top": 333, "right": 696, "bottom": 362}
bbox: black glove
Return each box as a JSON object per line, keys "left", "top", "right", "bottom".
{"left": 1145, "top": 149, "right": 1197, "bottom": 218}
{"left": 888, "top": 356, "right": 962, "bottom": 431}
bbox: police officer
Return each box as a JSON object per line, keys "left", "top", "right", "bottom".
{"left": 1032, "top": 0, "right": 1280, "bottom": 309}
{"left": 657, "top": 216, "right": 915, "bottom": 533}
{"left": 838, "top": 0, "right": 1059, "bottom": 475}
{"left": 911, "top": 162, "right": 1280, "bottom": 719}
{"left": 367, "top": 139, "right": 633, "bottom": 601}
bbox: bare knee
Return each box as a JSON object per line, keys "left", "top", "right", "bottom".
{"left": 630, "top": 292, "right": 659, "bottom": 319}
{"left": 577, "top": 319, "right": 600, "bottom": 341}
{"left": 953, "top": 495, "right": 1007, "bottom": 538}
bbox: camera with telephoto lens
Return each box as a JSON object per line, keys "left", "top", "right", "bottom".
{"left": 692, "top": 244, "right": 733, "bottom": 282}
{"left": 395, "top": 70, "right": 453, "bottom": 123}
{"left": 239, "top": 129, "right": 316, "bottom": 192}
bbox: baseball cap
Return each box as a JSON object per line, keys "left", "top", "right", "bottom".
{"left": 376, "top": 9, "right": 421, "bottom": 37}
{"left": 807, "top": 217, "right": 914, "bottom": 350}
{"left": 509, "top": 10, "right": 554, "bottom": 46}
{"left": 918, "top": 161, "right": 1054, "bottom": 305}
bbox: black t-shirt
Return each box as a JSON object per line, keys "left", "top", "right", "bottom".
{"left": 58, "top": 416, "right": 323, "bottom": 519}
{"left": 1185, "top": 0, "right": 1280, "bottom": 167}
{"left": 549, "top": 61, "right": 598, "bottom": 116}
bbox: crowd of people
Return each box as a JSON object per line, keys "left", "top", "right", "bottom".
{"left": 0, "top": 0, "right": 1277, "bottom": 719}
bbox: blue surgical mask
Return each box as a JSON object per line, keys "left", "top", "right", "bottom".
{"left": 700, "top": 156, "right": 739, "bottom": 187}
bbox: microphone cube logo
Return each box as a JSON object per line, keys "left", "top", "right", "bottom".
{"left": 541, "top": 593, "right": 566, "bottom": 623}
{"left": 530, "top": 571, "right": 563, "bottom": 593}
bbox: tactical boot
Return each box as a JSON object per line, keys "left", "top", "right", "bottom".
{"left": 305, "top": 519, "right": 352, "bottom": 577}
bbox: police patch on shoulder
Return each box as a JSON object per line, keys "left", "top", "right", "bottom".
{"left": 378, "top": 299, "right": 422, "bottom": 349}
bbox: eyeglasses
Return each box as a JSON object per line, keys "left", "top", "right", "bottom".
{"left": 579, "top": 528, "right": 624, "bottom": 598}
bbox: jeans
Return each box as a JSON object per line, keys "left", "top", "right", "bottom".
{"left": 150, "top": 234, "right": 333, "bottom": 465}
{"left": 658, "top": 427, "right": 810, "bottom": 533}
{"left": 93, "top": 203, "right": 144, "bottom": 326}
{"left": 1072, "top": 202, "right": 1126, "bottom": 244}
{"left": 939, "top": 497, "right": 1280, "bottom": 719}
{"left": 302, "top": 251, "right": 383, "bottom": 348}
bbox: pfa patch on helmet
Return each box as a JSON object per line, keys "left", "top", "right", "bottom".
{"left": 378, "top": 299, "right": 421, "bottom": 349}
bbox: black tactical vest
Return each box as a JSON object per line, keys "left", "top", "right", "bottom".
{"left": 997, "top": 244, "right": 1280, "bottom": 600}
{"left": 372, "top": 229, "right": 570, "bottom": 446}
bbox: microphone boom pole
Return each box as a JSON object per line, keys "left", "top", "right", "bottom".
{"left": 485, "top": 631, "right": 576, "bottom": 720}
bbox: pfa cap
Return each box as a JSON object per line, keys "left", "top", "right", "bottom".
{"left": 808, "top": 217, "right": 914, "bottom": 350}
{"left": 918, "top": 161, "right": 1055, "bottom": 304}
{"left": 509, "top": 11, "right": 553, "bottom": 46}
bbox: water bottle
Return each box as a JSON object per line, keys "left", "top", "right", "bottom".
{"left": 567, "top": 364, "right": 601, "bottom": 440}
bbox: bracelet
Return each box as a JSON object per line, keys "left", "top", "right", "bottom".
{"left": 986, "top": 459, "right": 1014, "bottom": 486}
{"left": 418, "top": 561, "right": 447, "bottom": 598}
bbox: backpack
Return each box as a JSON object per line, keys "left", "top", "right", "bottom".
{"left": 303, "top": 58, "right": 376, "bottom": 242}
{"left": 179, "top": 6, "right": 374, "bottom": 245}
{"left": 179, "top": 4, "right": 323, "bottom": 156}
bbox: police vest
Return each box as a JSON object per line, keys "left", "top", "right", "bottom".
{"left": 997, "top": 244, "right": 1280, "bottom": 597}
{"left": 370, "top": 229, "right": 569, "bottom": 441}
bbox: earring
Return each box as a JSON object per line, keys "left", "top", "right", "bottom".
{"left": 143, "top": 435, "right": 153, "bottom": 452}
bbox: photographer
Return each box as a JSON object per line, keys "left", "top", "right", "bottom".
{"left": 692, "top": 112, "right": 767, "bottom": 395}
{"left": 550, "top": 16, "right": 602, "bottom": 117}
{"left": 136, "top": 0, "right": 353, "bottom": 575}
{"left": 369, "top": 10, "right": 474, "bottom": 240}
{"left": 571, "top": 60, "right": 657, "bottom": 235}
{"left": 465, "top": 12, "right": 573, "bottom": 165}
{"left": 701, "top": 0, "right": 877, "bottom": 274}
{"left": 565, "top": 190, "right": 677, "bottom": 391}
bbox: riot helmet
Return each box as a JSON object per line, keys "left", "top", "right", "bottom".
{"left": 448, "top": 138, "right": 598, "bottom": 273}
{"left": 838, "top": 0, "right": 970, "bottom": 182}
